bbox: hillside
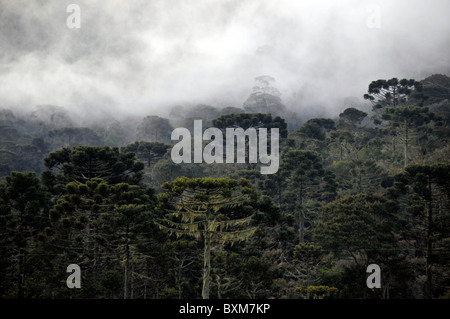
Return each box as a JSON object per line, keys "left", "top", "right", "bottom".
{"left": 0, "top": 74, "right": 449, "bottom": 299}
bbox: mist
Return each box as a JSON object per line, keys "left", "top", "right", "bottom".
{"left": 1, "top": 0, "right": 449, "bottom": 124}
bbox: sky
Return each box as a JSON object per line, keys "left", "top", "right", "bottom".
{"left": 0, "top": 0, "right": 449, "bottom": 122}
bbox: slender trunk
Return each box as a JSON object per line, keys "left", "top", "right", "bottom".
{"left": 393, "top": 87, "right": 397, "bottom": 108}
{"left": 392, "top": 132, "right": 396, "bottom": 152}
{"left": 299, "top": 183, "right": 304, "bottom": 243}
{"left": 217, "top": 275, "right": 222, "bottom": 299}
{"left": 92, "top": 211, "right": 99, "bottom": 292}
{"left": 93, "top": 244, "right": 99, "bottom": 292}
{"left": 88, "top": 158, "right": 92, "bottom": 180}
{"left": 144, "top": 283, "right": 147, "bottom": 299}
{"left": 383, "top": 282, "right": 390, "bottom": 299}
{"left": 306, "top": 264, "right": 310, "bottom": 287}
{"left": 404, "top": 120, "right": 409, "bottom": 167}
{"left": 18, "top": 211, "right": 25, "bottom": 299}
{"left": 178, "top": 258, "right": 183, "bottom": 299}
{"left": 18, "top": 250, "right": 24, "bottom": 299}
{"left": 202, "top": 230, "right": 211, "bottom": 299}
{"left": 144, "top": 258, "right": 151, "bottom": 299}
{"left": 124, "top": 223, "right": 129, "bottom": 299}
{"left": 425, "top": 177, "right": 433, "bottom": 299}
{"left": 130, "top": 264, "right": 134, "bottom": 299}
{"left": 358, "top": 164, "right": 362, "bottom": 193}
{"left": 278, "top": 178, "right": 282, "bottom": 210}
{"left": 299, "top": 211, "right": 304, "bottom": 244}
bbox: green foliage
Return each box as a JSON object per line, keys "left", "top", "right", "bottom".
{"left": 281, "top": 150, "right": 336, "bottom": 242}
{"left": 297, "top": 118, "right": 335, "bottom": 140}
{"left": 364, "top": 77, "right": 422, "bottom": 108}
{"left": 158, "top": 177, "right": 257, "bottom": 243}
{"left": 339, "top": 107, "right": 368, "bottom": 125}
{"left": 158, "top": 177, "right": 258, "bottom": 298}
{"left": 313, "top": 193, "right": 398, "bottom": 261}
{"left": 239, "top": 255, "right": 277, "bottom": 298}
{"left": 213, "top": 113, "right": 288, "bottom": 138}
{"left": 294, "top": 285, "right": 339, "bottom": 299}
{"left": 48, "top": 127, "right": 102, "bottom": 150}
{"left": 382, "top": 106, "right": 434, "bottom": 126}
{"left": 121, "top": 141, "right": 169, "bottom": 166}
{"left": 0, "top": 73, "right": 449, "bottom": 299}
{"left": 382, "top": 106, "right": 436, "bottom": 166}
{"left": 411, "top": 74, "right": 450, "bottom": 105}
{"left": 390, "top": 163, "right": 450, "bottom": 298}
{"left": 0, "top": 171, "right": 50, "bottom": 298}
{"left": 43, "top": 146, "right": 144, "bottom": 191}
{"left": 137, "top": 116, "right": 173, "bottom": 144}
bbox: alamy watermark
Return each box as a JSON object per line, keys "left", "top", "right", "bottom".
{"left": 366, "top": 264, "right": 381, "bottom": 289}
{"left": 66, "top": 4, "right": 81, "bottom": 29}
{"left": 171, "top": 120, "right": 280, "bottom": 174}
{"left": 66, "top": 264, "right": 81, "bottom": 288}
{"left": 366, "top": 4, "right": 381, "bottom": 29}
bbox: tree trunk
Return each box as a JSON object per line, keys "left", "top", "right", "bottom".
{"left": 425, "top": 177, "right": 433, "bottom": 299}
{"left": 93, "top": 244, "right": 99, "bottom": 291}
{"left": 144, "top": 257, "right": 151, "bottom": 299}
{"left": 299, "top": 211, "right": 305, "bottom": 244}
{"left": 178, "top": 258, "right": 184, "bottom": 299}
{"left": 88, "top": 158, "right": 93, "bottom": 180}
{"left": 392, "top": 133, "right": 396, "bottom": 152}
{"left": 393, "top": 87, "right": 397, "bottom": 108}
{"left": 18, "top": 250, "right": 24, "bottom": 299}
{"left": 404, "top": 120, "right": 409, "bottom": 167}
{"left": 202, "top": 231, "right": 212, "bottom": 299}
{"left": 382, "top": 282, "right": 390, "bottom": 299}
{"left": 216, "top": 275, "right": 222, "bottom": 299}
{"left": 299, "top": 184, "right": 305, "bottom": 243}
{"left": 18, "top": 211, "right": 25, "bottom": 299}
{"left": 124, "top": 223, "right": 130, "bottom": 299}
{"left": 358, "top": 164, "right": 362, "bottom": 193}
{"left": 278, "top": 178, "right": 282, "bottom": 210}
{"left": 130, "top": 264, "right": 134, "bottom": 299}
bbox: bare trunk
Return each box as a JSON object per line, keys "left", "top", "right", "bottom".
{"left": 130, "top": 264, "right": 134, "bottom": 299}
{"left": 124, "top": 223, "right": 130, "bottom": 299}
{"left": 299, "top": 211, "right": 305, "bottom": 244}
{"left": 278, "top": 178, "right": 282, "bottom": 210}
{"left": 18, "top": 211, "right": 25, "bottom": 299}
{"left": 425, "top": 177, "right": 433, "bottom": 299}
{"left": 178, "top": 259, "right": 183, "bottom": 299}
{"left": 18, "top": 250, "right": 24, "bottom": 299}
{"left": 202, "top": 230, "right": 211, "bottom": 299}
{"left": 404, "top": 120, "right": 409, "bottom": 167}
{"left": 299, "top": 183, "right": 305, "bottom": 243}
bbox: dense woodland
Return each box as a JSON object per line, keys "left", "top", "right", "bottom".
{"left": 0, "top": 74, "right": 449, "bottom": 299}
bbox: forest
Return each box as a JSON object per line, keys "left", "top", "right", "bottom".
{"left": 0, "top": 73, "right": 449, "bottom": 299}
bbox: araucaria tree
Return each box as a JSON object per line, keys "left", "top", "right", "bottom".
{"left": 363, "top": 78, "right": 422, "bottom": 109}
{"left": 390, "top": 164, "right": 450, "bottom": 298}
{"left": 382, "top": 106, "right": 435, "bottom": 166}
{"left": 157, "top": 177, "right": 257, "bottom": 299}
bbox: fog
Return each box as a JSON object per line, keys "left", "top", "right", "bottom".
{"left": 1, "top": 0, "right": 449, "bottom": 123}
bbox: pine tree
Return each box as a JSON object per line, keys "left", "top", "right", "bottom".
{"left": 282, "top": 150, "right": 328, "bottom": 243}
{"left": 42, "top": 146, "right": 144, "bottom": 192}
{"left": 382, "top": 106, "right": 435, "bottom": 166}
{"left": 0, "top": 172, "right": 50, "bottom": 298}
{"left": 390, "top": 163, "right": 450, "bottom": 298}
{"left": 157, "top": 177, "right": 257, "bottom": 299}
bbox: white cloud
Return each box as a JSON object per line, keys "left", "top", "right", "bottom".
{"left": 0, "top": 0, "right": 449, "bottom": 121}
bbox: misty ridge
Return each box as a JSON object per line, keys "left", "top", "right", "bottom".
{"left": 1, "top": 0, "right": 450, "bottom": 301}
{"left": 1, "top": 0, "right": 450, "bottom": 119}
{"left": 1, "top": 0, "right": 450, "bottom": 181}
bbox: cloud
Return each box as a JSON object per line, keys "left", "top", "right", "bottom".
{"left": 0, "top": 0, "right": 449, "bottom": 122}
